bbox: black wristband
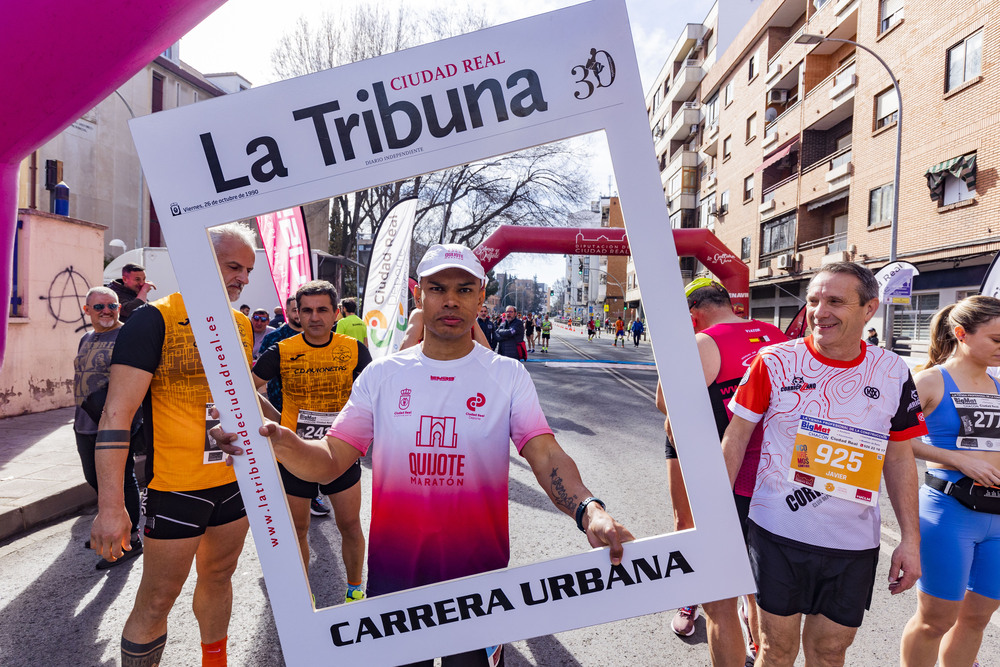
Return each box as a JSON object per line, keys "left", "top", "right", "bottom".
{"left": 575, "top": 496, "right": 606, "bottom": 532}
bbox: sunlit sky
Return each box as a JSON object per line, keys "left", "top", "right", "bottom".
{"left": 180, "top": 0, "right": 715, "bottom": 285}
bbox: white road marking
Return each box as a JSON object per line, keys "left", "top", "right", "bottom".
{"left": 558, "top": 335, "right": 657, "bottom": 401}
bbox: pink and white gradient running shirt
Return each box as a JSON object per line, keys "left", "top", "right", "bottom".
{"left": 329, "top": 344, "right": 553, "bottom": 596}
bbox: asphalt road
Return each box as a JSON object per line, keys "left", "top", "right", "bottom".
{"left": 1, "top": 325, "right": 998, "bottom": 666}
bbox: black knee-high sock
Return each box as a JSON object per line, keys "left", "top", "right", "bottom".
{"left": 122, "top": 633, "right": 167, "bottom": 667}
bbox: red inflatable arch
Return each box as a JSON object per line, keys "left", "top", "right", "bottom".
{"left": 473, "top": 226, "right": 750, "bottom": 315}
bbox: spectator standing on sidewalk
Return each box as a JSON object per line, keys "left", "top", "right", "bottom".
{"left": 108, "top": 263, "right": 156, "bottom": 322}
{"left": 476, "top": 305, "right": 498, "bottom": 349}
{"left": 496, "top": 305, "right": 525, "bottom": 360}
{"left": 74, "top": 286, "right": 143, "bottom": 569}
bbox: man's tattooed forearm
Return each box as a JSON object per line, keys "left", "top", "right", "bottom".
{"left": 96, "top": 430, "right": 130, "bottom": 442}
{"left": 549, "top": 467, "right": 578, "bottom": 512}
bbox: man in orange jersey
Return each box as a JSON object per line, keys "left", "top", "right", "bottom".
{"left": 91, "top": 222, "right": 257, "bottom": 667}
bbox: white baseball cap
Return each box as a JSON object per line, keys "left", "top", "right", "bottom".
{"left": 416, "top": 244, "right": 486, "bottom": 282}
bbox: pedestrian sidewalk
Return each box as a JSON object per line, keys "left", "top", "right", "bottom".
{"left": 0, "top": 407, "right": 95, "bottom": 541}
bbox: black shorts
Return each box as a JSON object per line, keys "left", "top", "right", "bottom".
{"left": 747, "top": 521, "right": 878, "bottom": 628}
{"left": 541, "top": 333, "right": 550, "bottom": 340}
{"left": 733, "top": 493, "right": 752, "bottom": 543}
{"left": 664, "top": 433, "right": 677, "bottom": 459}
{"left": 279, "top": 459, "right": 361, "bottom": 498}
{"left": 143, "top": 481, "right": 245, "bottom": 540}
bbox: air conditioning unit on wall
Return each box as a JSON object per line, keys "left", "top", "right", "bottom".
{"left": 776, "top": 252, "right": 795, "bottom": 270}
{"left": 768, "top": 89, "right": 788, "bottom": 104}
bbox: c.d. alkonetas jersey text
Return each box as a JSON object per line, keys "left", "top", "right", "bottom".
{"left": 329, "top": 344, "right": 553, "bottom": 596}
{"left": 729, "top": 336, "right": 926, "bottom": 551}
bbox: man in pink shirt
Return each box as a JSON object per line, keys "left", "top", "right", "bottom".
{"left": 217, "top": 244, "right": 632, "bottom": 667}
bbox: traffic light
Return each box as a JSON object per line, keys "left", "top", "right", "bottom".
{"left": 549, "top": 289, "right": 554, "bottom": 296}
{"left": 578, "top": 259, "right": 584, "bottom": 275}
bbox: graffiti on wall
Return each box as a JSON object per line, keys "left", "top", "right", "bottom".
{"left": 38, "top": 266, "right": 90, "bottom": 332}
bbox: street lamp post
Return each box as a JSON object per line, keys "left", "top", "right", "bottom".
{"left": 500, "top": 286, "right": 529, "bottom": 309}
{"left": 796, "top": 33, "right": 902, "bottom": 351}
{"left": 591, "top": 266, "right": 627, "bottom": 318}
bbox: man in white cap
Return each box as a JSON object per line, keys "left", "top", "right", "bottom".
{"left": 214, "top": 243, "right": 633, "bottom": 667}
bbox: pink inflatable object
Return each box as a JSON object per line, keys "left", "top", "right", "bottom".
{"left": 0, "top": 0, "right": 227, "bottom": 368}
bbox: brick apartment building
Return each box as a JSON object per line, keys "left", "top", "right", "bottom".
{"left": 647, "top": 0, "right": 998, "bottom": 357}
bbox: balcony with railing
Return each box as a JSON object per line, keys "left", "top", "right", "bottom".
{"left": 761, "top": 99, "right": 801, "bottom": 152}
{"left": 702, "top": 121, "right": 720, "bottom": 155}
{"left": 800, "top": 229, "right": 846, "bottom": 255}
{"left": 800, "top": 227, "right": 850, "bottom": 270}
{"left": 666, "top": 105, "right": 701, "bottom": 144}
{"left": 760, "top": 173, "right": 798, "bottom": 221}
{"left": 666, "top": 59, "right": 704, "bottom": 104}
{"left": 701, "top": 168, "right": 717, "bottom": 192}
{"left": 801, "top": 61, "right": 855, "bottom": 136}
{"left": 800, "top": 146, "right": 852, "bottom": 205}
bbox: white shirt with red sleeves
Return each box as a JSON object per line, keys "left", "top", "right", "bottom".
{"left": 729, "top": 336, "right": 926, "bottom": 551}
{"left": 329, "top": 343, "right": 553, "bottom": 596}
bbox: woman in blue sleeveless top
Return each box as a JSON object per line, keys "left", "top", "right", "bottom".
{"left": 901, "top": 296, "right": 1000, "bottom": 666}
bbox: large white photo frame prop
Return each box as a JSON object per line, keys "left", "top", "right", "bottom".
{"left": 130, "top": 1, "right": 753, "bottom": 663}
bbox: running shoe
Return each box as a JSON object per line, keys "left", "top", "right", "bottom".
{"left": 739, "top": 596, "right": 758, "bottom": 661}
{"left": 310, "top": 496, "right": 331, "bottom": 516}
{"left": 670, "top": 605, "right": 699, "bottom": 637}
{"left": 345, "top": 588, "right": 366, "bottom": 603}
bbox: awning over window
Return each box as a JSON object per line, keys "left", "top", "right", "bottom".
{"left": 925, "top": 153, "right": 976, "bottom": 202}
{"left": 756, "top": 139, "right": 799, "bottom": 173}
{"left": 806, "top": 188, "right": 850, "bottom": 211}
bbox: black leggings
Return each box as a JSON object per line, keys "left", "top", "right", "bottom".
{"left": 75, "top": 427, "right": 143, "bottom": 533}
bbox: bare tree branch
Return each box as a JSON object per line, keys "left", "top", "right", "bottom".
{"left": 271, "top": 3, "right": 593, "bottom": 296}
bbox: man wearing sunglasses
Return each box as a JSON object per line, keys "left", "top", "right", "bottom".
{"left": 74, "top": 287, "right": 143, "bottom": 569}
{"left": 251, "top": 308, "right": 276, "bottom": 359}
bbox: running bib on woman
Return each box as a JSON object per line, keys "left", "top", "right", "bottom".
{"left": 951, "top": 392, "right": 1000, "bottom": 450}
{"left": 787, "top": 415, "right": 887, "bottom": 506}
